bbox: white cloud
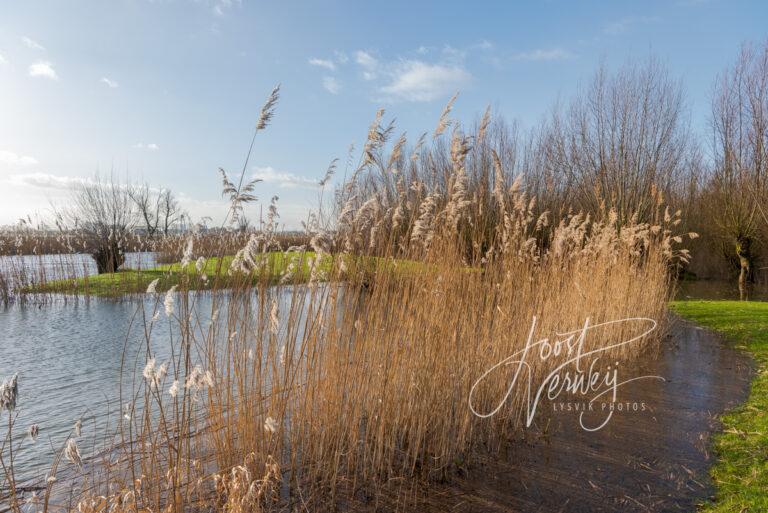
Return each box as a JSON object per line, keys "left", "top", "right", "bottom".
{"left": 322, "top": 76, "right": 341, "bottom": 95}
{"left": 512, "top": 48, "right": 574, "bottom": 61}
{"left": 441, "top": 45, "right": 466, "bottom": 62}
{"left": 604, "top": 16, "right": 659, "bottom": 35}
{"left": 355, "top": 50, "right": 377, "bottom": 68}
{"left": 252, "top": 166, "right": 319, "bottom": 189}
{"left": 133, "top": 143, "right": 160, "bottom": 151}
{"left": 8, "top": 172, "right": 90, "bottom": 190}
{"left": 28, "top": 61, "right": 58, "bottom": 80}
{"left": 0, "top": 150, "right": 38, "bottom": 167}
{"left": 21, "top": 36, "right": 45, "bottom": 51}
{"left": 100, "top": 77, "right": 119, "bottom": 88}
{"left": 380, "top": 60, "right": 470, "bottom": 102}
{"left": 355, "top": 50, "right": 379, "bottom": 80}
{"left": 0, "top": 53, "right": 7, "bottom": 65}
{"left": 308, "top": 58, "right": 336, "bottom": 71}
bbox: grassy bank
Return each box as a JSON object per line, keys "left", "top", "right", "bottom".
{"left": 23, "top": 251, "right": 431, "bottom": 297}
{"left": 670, "top": 300, "right": 768, "bottom": 512}
{"left": 27, "top": 251, "right": 327, "bottom": 296}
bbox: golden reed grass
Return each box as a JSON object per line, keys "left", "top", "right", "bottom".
{"left": 0, "top": 94, "right": 693, "bottom": 513}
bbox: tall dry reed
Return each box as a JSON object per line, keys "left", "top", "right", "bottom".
{"left": 1, "top": 94, "right": 692, "bottom": 513}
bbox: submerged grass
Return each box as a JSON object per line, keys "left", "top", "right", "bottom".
{"left": 670, "top": 300, "right": 768, "bottom": 513}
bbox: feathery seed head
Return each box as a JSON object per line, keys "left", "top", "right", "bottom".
{"left": 0, "top": 374, "right": 18, "bottom": 411}
{"left": 65, "top": 438, "right": 82, "bottom": 467}
{"left": 256, "top": 85, "right": 280, "bottom": 131}
{"left": 146, "top": 278, "right": 160, "bottom": 294}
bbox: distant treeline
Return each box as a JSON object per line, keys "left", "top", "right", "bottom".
{"left": 0, "top": 230, "right": 311, "bottom": 262}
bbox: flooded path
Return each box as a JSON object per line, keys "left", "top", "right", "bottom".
{"left": 422, "top": 316, "right": 754, "bottom": 512}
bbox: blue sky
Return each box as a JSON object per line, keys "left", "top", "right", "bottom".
{"left": 0, "top": 0, "right": 766, "bottom": 229}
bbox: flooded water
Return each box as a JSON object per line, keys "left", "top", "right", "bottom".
{"left": 676, "top": 279, "right": 768, "bottom": 302}
{"left": 418, "top": 318, "right": 754, "bottom": 513}
{"left": 0, "top": 283, "right": 756, "bottom": 511}
{"left": 0, "top": 286, "right": 316, "bottom": 487}
{"left": 0, "top": 252, "right": 157, "bottom": 288}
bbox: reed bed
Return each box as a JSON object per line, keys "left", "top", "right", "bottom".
{"left": 154, "top": 232, "right": 311, "bottom": 264}
{"left": 0, "top": 95, "right": 691, "bottom": 513}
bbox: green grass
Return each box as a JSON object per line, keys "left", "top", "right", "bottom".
{"left": 28, "top": 251, "right": 329, "bottom": 297}
{"left": 670, "top": 300, "right": 768, "bottom": 512}
{"left": 24, "top": 251, "right": 435, "bottom": 297}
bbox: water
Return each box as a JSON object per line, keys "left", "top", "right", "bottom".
{"left": 0, "top": 286, "right": 320, "bottom": 487}
{"left": 2, "top": 274, "right": 761, "bottom": 501}
{"left": 676, "top": 279, "right": 768, "bottom": 301}
{"left": 0, "top": 252, "right": 157, "bottom": 291}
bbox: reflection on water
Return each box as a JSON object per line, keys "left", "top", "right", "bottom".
{"left": 0, "top": 286, "right": 314, "bottom": 485}
{"left": 675, "top": 279, "right": 768, "bottom": 302}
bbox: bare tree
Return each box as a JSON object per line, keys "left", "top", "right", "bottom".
{"left": 533, "top": 58, "right": 692, "bottom": 223}
{"left": 159, "top": 189, "right": 184, "bottom": 236}
{"left": 57, "top": 176, "right": 137, "bottom": 274}
{"left": 128, "top": 185, "right": 185, "bottom": 237}
{"left": 129, "top": 182, "right": 162, "bottom": 237}
{"left": 706, "top": 40, "right": 768, "bottom": 299}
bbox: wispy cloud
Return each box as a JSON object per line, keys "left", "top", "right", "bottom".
{"left": 100, "top": 77, "right": 119, "bottom": 88}
{"left": 0, "top": 53, "right": 7, "bottom": 65}
{"left": 28, "top": 61, "right": 58, "bottom": 80}
{"left": 21, "top": 36, "right": 45, "bottom": 51}
{"left": 441, "top": 44, "right": 467, "bottom": 63}
{"left": 308, "top": 58, "right": 336, "bottom": 71}
{"left": 212, "top": 0, "right": 240, "bottom": 17}
{"left": 322, "top": 76, "right": 341, "bottom": 94}
{"left": 8, "top": 172, "right": 90, "bottom": 190}
{"left": 0, "top": 150, "right": 38, "bottom": 167}
{"left": 379, "top": 60, "right": 470, "bottom": 102}
{"left": 333, "top": 50, "right": 349, "bottom": 64}
{"left": 512, "top": 48, "right": 574, "bottom": 61}
{"left": 355, "top": 50, "right": 379, "bottom": 80}
{"left": 604, "top": 16, "right": 659, "bottom": 35}
{"left": 252, "top": 166, "right": 319, "bottom": 189}
{"left": 133, "top": 142, "right": 159, "bottom": 151}
{"left": 307, "top": 53, "right": 353, "bottom": 94}
{"left": 475, "top": 40, "right": 494, "bottom": 51}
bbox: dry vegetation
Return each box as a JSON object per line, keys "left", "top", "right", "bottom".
{"left": 1, "top": 40, "right": 766, "bottom": 513}
{"left": 1, "top": 82, "right": 691, "bottom": 512}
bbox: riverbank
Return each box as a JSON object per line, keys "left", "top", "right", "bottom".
{"left": 20, "top": 252, "right": 437, "bottom": 297}
{"left": 24, "top": 251, "right": 327, "bottom": 296}
{"left": 671, "top": 300, "right": 768, "bottom": 512}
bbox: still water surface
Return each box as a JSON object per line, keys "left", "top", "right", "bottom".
{"left": 0, "top": 252, "right": 157, "bottom": 288}
{"left": 1, "top": 275, "right": 762, "bottom": 490}
{"left": 0, "top": 286, "right": 310, "bottom": 486}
